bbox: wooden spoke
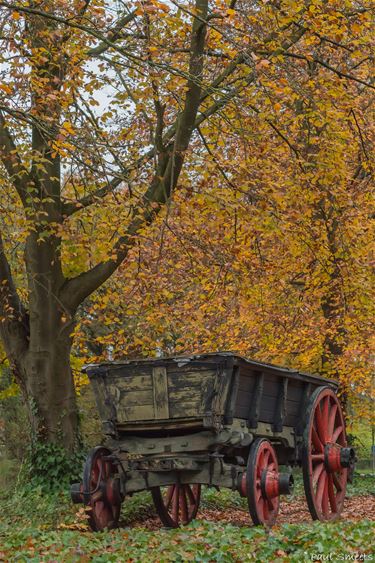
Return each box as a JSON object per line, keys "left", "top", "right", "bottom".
{"left": 328, "top": 475, "right": 337, "bottom": 513}
{"left": 312, "top": 462, "right": 324, "bottom": 485}
{"left": 332, "top": 425, "right": 344, "bottom": 443}
{"left": 180, "top": 487, "right": 189, "bottom": 523}
{"left": 172, "top": 486, "right": 179, "bottom": 524}
{"left": 327, "top": 404, "right": 338, "bottom": 440}
{"left": 165, "top": 485, "right": 174, "bottom": 509}
{"left": 315, "top": 403, "right": 326, "bottom": 444}
{"left": 321, "top": 477, "right": 329, "bottom": 517}
{"left": 315, "top": 471, "right": 326, "bottom": 508}
{"left": 333, "top": 472, "right": 344, "bottom": 492}
{"left": 152, "top": 483, "right": 201, "bottom": 528}
{"left": 185, "top": 484, "right": 196, "bottom": 506}
{"left": 322, "top": 397, "right": 330, "bottom": 433}
{"left": 312, "top": 427, "right": 324, "bottom": 453}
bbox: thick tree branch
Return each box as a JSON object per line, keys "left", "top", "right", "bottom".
{"left": 0, "top": 233, "right": 23, "bottom": 317}
{"left": 162, "top": 0, "right": 209, "bottom": 192}
{"left": 0, "top": 231, "right": 28, "bottom": 361}
{"left": 87, "top": 9, "right": 138, "bottom": 57}
{"left": 60, "top": 183, "right": 164, "bottom": 311}
{"left": 0, "top": 111, "right": 31, "bottom": 206}
{"left": 62, "top": 177, "right": 123, "bottom": 216}
{"left": 60, "top": 0, "right": 209, "bottom": 310}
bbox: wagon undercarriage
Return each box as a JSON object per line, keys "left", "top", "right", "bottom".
{"left": 70, "top": 353, "right": 355, "bottom": 530}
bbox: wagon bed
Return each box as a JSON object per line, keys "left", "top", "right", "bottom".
{"left": 84, "top": 352, "right": 336, "bottom": 436}
{"left": 72, "top": 352, "right": 354, "bottom": 531}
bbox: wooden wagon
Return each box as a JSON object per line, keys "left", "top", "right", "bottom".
{"left": 70, "top": 352, "right": 355, "bottom": 530}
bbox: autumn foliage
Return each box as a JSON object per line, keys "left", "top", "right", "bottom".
{"left": 0, "top": 0, "right": 373, "bottom": 448}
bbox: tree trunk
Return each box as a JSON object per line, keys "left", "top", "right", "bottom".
{"left": 18, "top": 231, "right": 80, "bottom": 452}
{"left": 21, "top": 325, "right": 78, "bottom": 452}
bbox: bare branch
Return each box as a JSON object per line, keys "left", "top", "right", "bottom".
{"left": 273, "top": 51, "right": 375, "bottom": 90}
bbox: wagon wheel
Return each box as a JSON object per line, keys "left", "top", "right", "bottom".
{"left": 151, "top": 484, "right": 201, "bottom": 527}
{"left": 302, "top": 386, "right": 353, "bottom": 521}
{"left": 245, "top": 438, "right": 280, "bottom": 526}
{"left": 82, "top": 446, "right": 122, "bottom": 531}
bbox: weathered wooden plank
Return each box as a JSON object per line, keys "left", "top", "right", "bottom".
{"left": 236, "top": 391, "right": 302, "bottom": 411}
{"left": 90, "top": 377, "right": 114, "bottom": 421}
{"left": 116, "top": 404, "right": 155, "bottom": 422}
{"left": 107, "top": 365, "right": 153, "bottom": 378}
{"left": 295, "top": 382, "right": 312, "bottom": 436}
{"left": 116, "top": 419, "right": 203, "bottom": 432}
{"left": 152, "top": 367, "right": 169, "bottom": 420}
{"left": 168, "top": 388, "right": 202, "bottom": 401}
{"left": 118, "top": 389, "right": 154, "bottom": 407}
{"left": 169, "top": 401, "right": 202, "bottom": 418}
{"left": 212, "top": 360, "right": 234, "bottom": 416}
{"left": 239, "top": 371, "right": 312, "bottom": 404}
{"left": 273, "top": 377, "right": 288, "bottom": 432}
{"left": 200, "top": 376, "right": 216, "bottom": 414}
{"left": 167, "top": 369, "right": 216, "bottom": 388}
{"left": 248, "top": 371, "right": 264, "bottom": 428}
{"left": 224, "top": 366, "right": 240, "bottom": 423}
{"left": 110, "top": 375, "right": 152, "bottom": 392}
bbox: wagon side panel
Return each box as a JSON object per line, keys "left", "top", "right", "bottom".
{"left": 233, "top": 366, "right": 316, "bottom": 430}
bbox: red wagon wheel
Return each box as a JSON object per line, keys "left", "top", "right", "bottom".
{"left": 82, "top": 446, "right": 122, "bottom": 531}
{"left": 302, "top": 386, "right": 354, "bottom": 521}
{"left": 245, "top": 438, "right": 280, "bottom": 526}
{"left": 152, "top": 484, "right": 201, "bottom": 527}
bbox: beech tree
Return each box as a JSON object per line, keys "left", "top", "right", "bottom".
{"left": 74, "top": 1, "right": 374, "bottom": 419}
{"left": 0, "top": 0, "right": 373, "bottom": 452}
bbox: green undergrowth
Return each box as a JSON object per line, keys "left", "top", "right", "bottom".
{"left": 0, "top": 473, "right": 374, "bottom": 562}
{"left": 0, "top": 518, "right": 373, "bottom": 562}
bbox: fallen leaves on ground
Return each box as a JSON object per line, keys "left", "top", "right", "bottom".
{"left": 126, "top": 495, "right": 375, "bottom": 530}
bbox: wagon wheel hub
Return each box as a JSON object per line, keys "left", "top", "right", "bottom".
{"left": 259, "top": 469, "right": 294, "bottom": 500}
{"left": 324, "top": 444, "right": 355, "bottom": 473}
{"left": 260, "top": 469, "right": 279, "bottom": 500}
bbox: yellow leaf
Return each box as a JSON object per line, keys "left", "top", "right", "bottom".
{"left": 0, "top": 84, "right": 12, "bottom": 94}
{"left": 62, "top": 121, "right": 75, "bottom": 135}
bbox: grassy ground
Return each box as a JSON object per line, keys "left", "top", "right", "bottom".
{"left": 0, "top": 473, "right": 374, "bottom": 562}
